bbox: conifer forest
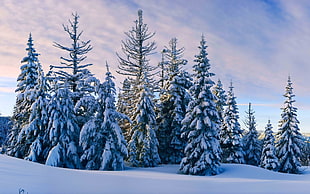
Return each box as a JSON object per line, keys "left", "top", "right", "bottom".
{"left": 1, "top": 10, "right": 310, "bottom": 176}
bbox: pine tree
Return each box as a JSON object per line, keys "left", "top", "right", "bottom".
{"left": 260, "top": 120, "right": 279, "bottom": 171}
{"left": 45, "top": 83, "right": 81, "bottom": 169}
{"left": 116, "top": 78, "right": 133, "bottom": 141}
{"left": 49, "top": 13, "right": 97, "bottom": 127}
{"left": 156, "top": 38, "right": 192, "bottom": 164}
{"left": 276, "top": 76, "right": 304, "bottom": 174}
{"left": 212, "top": 79, "right": 227, "bottom": 123}
{"left": 127, "top": 72, "right": 160, "bottom": 167}
{"left": 179, "top": 35, "right": 221, "bottom": 176}
{"left": 243, "top": 103, "right": 261, "bottom": 166}
{"left": 17, "top": 59, "right": 50, "bottom": 163}
{"left": 220, "top": 82, "right": 245, "bottom": 164}
{"left": 116, "top": 9, "right": 157, "bottom": 120}
{"left": 6, "top": 33, "right": 41, "bottom": 158}
{"left": 80, "top": 65, "right": 128, "bottom": 170}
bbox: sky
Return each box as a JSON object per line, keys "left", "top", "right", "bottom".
{"left": 1, "top": 0, "right": 310, "bottom": 133}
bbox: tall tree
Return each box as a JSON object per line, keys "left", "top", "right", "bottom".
{"left": 80, "top": 65, "right": 128, "bottom": 170}
{"left": 49, "top": 13, "right": 97, "bottom": 127}
{"left": 117, "top": 10, "right": 160, "bottom": 167}
{"left": 220, "top": 82, "right": 245, "bottom": 164}
{"left": 156, "top": 38, "right": 192, "bottom": 164}
{"left": 243, "top": 103, "right": 261, "bottom": 166}
{"left": 17, "top": 58, "right": 50, "bottom": 163}
{"left": 276, "top": 76, "right": 304, "bottom": 174}
{"left": 260, "top": 120, "right": 279, "bottom": 171}
{"left": 6, "top": 33, "right": 41, "bottom": 158}
{"left": 212, "top": 79, "right": 227, "bottom": 123}
{"left": 116, "top": 9, "right": 157, "bottom": 121}
{"left": 179, "top": 35, "right": 221, "bottom": 176}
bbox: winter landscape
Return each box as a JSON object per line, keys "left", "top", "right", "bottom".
{"left": 1, "top": 1, "right": 310, "bottom": 194}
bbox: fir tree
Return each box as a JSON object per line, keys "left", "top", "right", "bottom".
{"left": 116, "top": 9, "right": 157, "bottom": 121}
{"left": 49, "top": 13, "right": 97, "bottom": 127}
{"left": 260, "top": 120, "right": 279, "bottom": 171}
{"left": 179, "top": 35, "right": 221, "bottom": 176}
{"left": 276, "top": 76, "right": 304, "bottom": 174}
{"left": 212, "top": 79, "right": 227, "bottom": 123}
{"left": 157, "top": 38, "right": 192, "bottom": 164}
{"left": 220, "top": 82, "right": 245, "bottom": 164}
{"left": 116, "top": 78, "right": 133, "bottom": 141}
{"left": 243, "top": 103, "right": 261, "bottom": 166}
{"left": 17, "top": 60, "right": 50, "bottom": 163}
{"left": 45, "top": 83, "right": 81, "bottom": 169}
{"left": 6, "top": 34, "right": 41, "bottom": 158}
{"left": 127, "top": 72, "right": 160, "bottom": 167}
{"left": 80, "top": 65, "right": 128, "bottom": 170}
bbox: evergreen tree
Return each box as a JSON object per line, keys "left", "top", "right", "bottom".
{"left": 45, "top": 83, "right": 81, "bottom": 169}
{"left": 6, "top": 34, "right": 41, "bottom": 158}
{"left": 17, "top": 59, "right": 50, "bottom": 163}
{"left": 260, "top": 120, "right": 279, "bottom": 171}
{"left": 212, "top": 79, "right": 227, "bottom": 123}
{"left": 179, "top": 35, "right": 221, "bottom": 176}
{"left": 157, "top": 38, "right": 192, "bottom": 164}
{"left": 127, "top": 72, "right": 160, "bottom": 167}
{"left": 243, "top": 103, "right": 261, "bottom": 166}
{"left": 220, "top": 82, "right": 245, "bottom": 164}
{"left": 116, "top": 9, "right": 157, "bottom": 121}
{"left": 116, "top": 78, "right": 133, "bottom": 141}
{"left": 80, "top": 65, "right": 128, "bottom": 170}
{"left": 276, "top": 76, "right": 304, "bottom": 174}
{"left": 49, "top": 13, "right": 97, "bottom": 127}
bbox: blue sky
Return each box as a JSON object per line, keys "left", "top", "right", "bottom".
{"left": 1, "top": 0, "right": 310, "bottom": 133}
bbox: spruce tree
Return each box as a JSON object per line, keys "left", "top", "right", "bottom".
{"left": 6, "top": 33, "right": 41, "bottom": 158}
{"left": 220, "top": 82, "right": 245, "bottom": 164}
{"left": 116, "top": 9, "right": 157, "bottom": 121}
{"left": 260, "top": 120, "right": 279, "bottom": 171}
{"left": 157, "top": 38, "right": 192, "bottom": 164}
{"left": 116, "top": 78, "right": 133, "bottom": 141}
{"left": 243, "top": 103, "right": 261, "bottom": 166}
{"left": 45, "top": 82, "right": 81, "bottom": 169}
{"left": 276, "top": 76, "right": 304, "bottom": 174}
{"left": 212, "top": 79, "right": 227, "bottom": 123}
{"left": 179, "top": 35, "right": 221, "bottom": 176}
{"left": 127, "top": 72, "right": 160, "bottom": 167}
{"left": 80, "top": 65, "right": 128, "bottom": 170}
{"left": 17, "top": 59, "right": 50, "bottom": 163}
{"left": 49, "top": 13, "right": 97, "bottom": 127}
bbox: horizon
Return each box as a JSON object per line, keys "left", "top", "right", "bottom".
{"left": 1, "top": 0, "right": 310, "bottom": 132}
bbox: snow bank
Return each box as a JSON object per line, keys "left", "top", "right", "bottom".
{"left": 0, "top": 154, "right": 309, "bottom": 194}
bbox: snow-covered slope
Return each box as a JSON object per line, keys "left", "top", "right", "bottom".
{"left": 0, "top": 154, "right": 309, "bottom": 194}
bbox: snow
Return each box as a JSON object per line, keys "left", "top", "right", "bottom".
{"left": 1, "top": 154, "right": 310, "bottom": 194}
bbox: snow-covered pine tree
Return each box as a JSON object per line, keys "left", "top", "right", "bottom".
{"left": 220, "top": 81, "right": 245, "bottom": 164}
{"left": 127, "top": 72, "right": 160, "bottom": 167}
{"left": 17, "top": 58, "right": 50, "bottom": 163}
{"left": 276, "top": 76, "right": 304, "bottom": 174}
{"left": 156, "top": 38, "right": 192, "bottom": 164}
{"left": 212, "top": 79, "right": 227, "bottom": 123}
{"left": 6, "top": 33, "right": 41, "bottom": 158}
{"left": 49, "top": 13, "right": 97, "bottom": 128}
{"left": 80, "top": 64, "right": 128, "bottom": 170}
{"left": 45, "top": 81, "right": 81, "bottom": 169}
{"left": 260, "top": 120, "right": 279, "bottom": 171}
{"left": 242, "top": 103, "right": 261, "bottom": 166}
{"left": 179, "top": 35, "right": 221, "bottom": 176}
{"left": 116, "top": 78, "right": 133, "bottom": 141}
{"left": 116, "top": 9, "right": 157, "bottom": 121}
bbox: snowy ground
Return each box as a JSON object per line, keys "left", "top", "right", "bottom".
{"left": 0, "top": 154, "right": 309, "bottom": 194}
